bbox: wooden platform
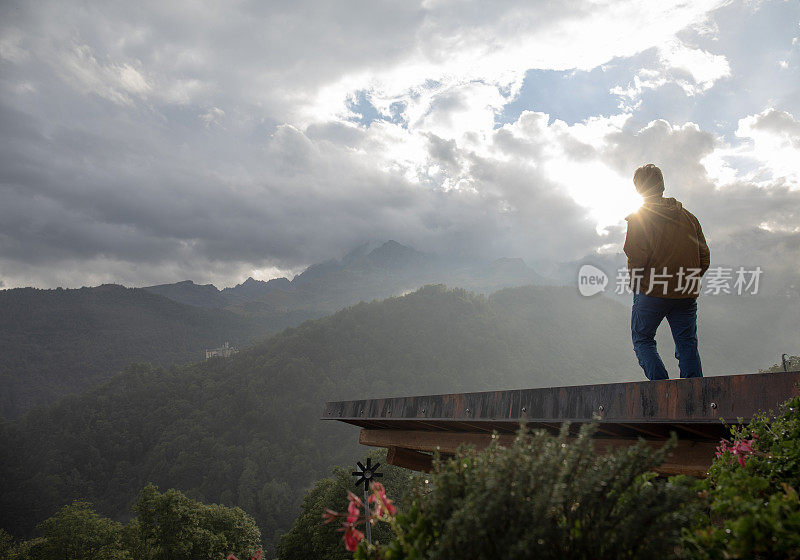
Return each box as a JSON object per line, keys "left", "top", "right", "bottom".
{"left": 323, "top": 371, "right": 800, "bottom": 476}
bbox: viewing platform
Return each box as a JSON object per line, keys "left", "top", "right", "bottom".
{"left": 323, "top": 371, "right": 800, "bottom": 476}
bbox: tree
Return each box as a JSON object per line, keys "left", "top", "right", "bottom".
{"left": 276, "top": 450, "right": 419, "bottom": 560}
{"left": 0, "top": 501, "right": 131, "bottom": 560}
{"left": 0, "top": 488, "right": 262, "bottom": 560}
{"left": 134, "top": 483, "right": 262, "bottom": 560}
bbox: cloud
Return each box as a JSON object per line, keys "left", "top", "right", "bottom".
{"left": 413, "top": 82, "right": 506, "bottom": 140}
{"left": 55, "top": 43, "right": 152, "bottom": 106}
{"left": 0, "top": 98, "right": 610, "bottom": 285}
{"left": 320, "top": 1, "right": 730, "bottom": 125}
{"left": 199, "top": 106, "right": 225, "bottom": 128}
{"left": 703, "top": 108, "right": 800, "bottom": 189}
{"left": 659, "top": 40, "right": 731, "bottom": 94}
{"left": 0, "top": 0, "right": 798, "bottom": 292}
{"left": 610, "top": 40, "right": 731, "bottom": 109}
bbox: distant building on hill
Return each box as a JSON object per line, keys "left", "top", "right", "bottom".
{"left": 205, "top": 341, "right": 238, "bottom": 359}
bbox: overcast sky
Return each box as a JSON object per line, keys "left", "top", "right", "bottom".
{"left": 1, "top": 0, "right": 798, "bottom": 289}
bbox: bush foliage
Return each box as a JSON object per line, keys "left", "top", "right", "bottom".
{"left": 320, "top": 395, "right": 800, "bottom": 559}
{"left": 684, "top": 395, "right": 800, "bottom": 559}
{"left": 276, "top": 450, "right": 419, "bottom": 560}
{"left": 353, "top": 425, "right": 699, "bottom": 560}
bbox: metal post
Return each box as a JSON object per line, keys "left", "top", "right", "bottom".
{"left": 363, "top": 486, "right": 372, "bottom": 544}
{"left": 352, "top": 458, "right": 382, "bottom": 546}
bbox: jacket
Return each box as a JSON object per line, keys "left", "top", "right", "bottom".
{"left": 623, "top": 197, "right": 710, "bottom": 299}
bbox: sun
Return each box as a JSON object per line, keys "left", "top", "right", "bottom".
{"left": 547, "top": 159, "right": 644, "bottom": 234}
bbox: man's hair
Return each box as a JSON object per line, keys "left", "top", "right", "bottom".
{"left": 633, "top": 164, "right": 664, "bottom": 196}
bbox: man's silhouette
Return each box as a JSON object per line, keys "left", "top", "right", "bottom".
{"left": 624, "top": 164, "right": 710, "bottom": 380}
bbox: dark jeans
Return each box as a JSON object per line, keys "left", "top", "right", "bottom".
{"left": 631, "top": 292, "right": 703, "bottom": 380}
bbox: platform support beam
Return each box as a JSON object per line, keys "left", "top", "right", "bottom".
{"left": 386, "top": 447, "right": 434, "bottom": 472}
{"left": 361, "top": 429, "right": 716, "bottom": 477}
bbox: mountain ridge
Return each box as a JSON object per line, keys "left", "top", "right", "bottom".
{"left": 142, "top": 240, "right": 547, "bottom": 312}
{"left": 0, "top": 240, "right": 546, "bottom": 419}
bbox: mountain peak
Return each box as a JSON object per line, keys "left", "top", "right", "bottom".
{"left": 365, "top": 240, "right": 425, "bottom": 269}
{"left": 368, "top": 240, "right": 417, "bottom": 257}
{"left": 142, "top": 279, "right": 226, "bottom": 308}
{"left": 378, "top": 240, "right": 405, "bottom": 250}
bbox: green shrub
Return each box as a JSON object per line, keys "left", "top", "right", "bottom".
{"left": 366, "top": 424, "right": 699, "bottom": 560}
{"left": 277, "top": 450, "right": 419, "bottom": 560}
{"left": 683, "top": 395, "right": 800, "bottom": 559}
{"left": 759, "top": 355, "right": 800, "bottom": 373}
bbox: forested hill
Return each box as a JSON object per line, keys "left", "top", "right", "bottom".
{"left": 0, "top": 284, "right": 280, "bottom": 418}
{"left": 2, "top": 284, "right": 796, "bottom": 552}
{"left": 0, "top": 285, "right": 634, "bottom": 547}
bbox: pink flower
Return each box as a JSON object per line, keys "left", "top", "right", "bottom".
{"left": 227, "top": 555, "right": 238, "bottom": 560}
{"left": 374, "top": 492, "right": 396, "bottom": 516}
{"left": 368, "top": 481, "right": 397, "bottom": 516}
{"left": 737, "top": 440, "right": 753, "bottom": 454}
{"left": 343, "top": 525, "right": 365, "bottom": 551}
{"left": 347, "top": 499, "right": 361, "bottom": 524}
{"left": 717, "top": 436, "right": 757, "bottom": 467}
{"left": 347, "top": 490, "right": 363, "bottom": 507}
{"left": 322, "top": 508, "right": 339, "bottom": 524}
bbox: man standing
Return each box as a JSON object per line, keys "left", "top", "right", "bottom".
{"left": 624, "top": 164, "right": 710, "bottom": 380}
